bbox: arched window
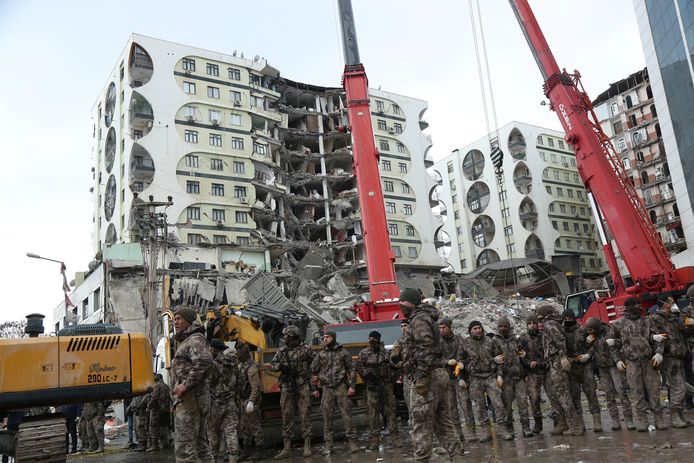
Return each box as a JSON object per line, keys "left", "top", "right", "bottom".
{"left": 641, "top": 171, "right": 649, "bottom": 185}
{"left": 636, "top": 151, "right": 644, "bottom": 162}
{"left": 650, "top": 210, "right": 657, "bottom": 224}
{"left": 655, "top": 123, "right": 661, "bottom": 138}
{"left": 625, "top": 95, "right": 633, "bottom": 108}
{"left": 650, "top": 104, "right": 657, "bottom": 118}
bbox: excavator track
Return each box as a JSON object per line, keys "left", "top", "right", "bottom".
{"left": 15, "top": 415, "right": 66, "bottom": 463}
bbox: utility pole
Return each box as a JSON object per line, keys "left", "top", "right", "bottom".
{"left": 136, "top": 194, "right": 173, "bottom": 352}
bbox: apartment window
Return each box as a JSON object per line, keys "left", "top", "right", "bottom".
{"left": 447, "top": 162, "right": 454, "bottom": 173}
{"left": 206, "top": 63, "right": 219, "bottom": 76}
{"left": 573, "top": 223, "right": 580, "bottom": 233}
{"left": 394, "top": 123, "right": 403, "bottom": 133}
{"left": 392, "top": 246, "right": 402, "bottom": 257}
{"left": 207, "top": 86, "right": 220, "bottom": 99}
{"left": 185, "top": 130, "right": 198, "bottom": 143}
{"left": 563, "top": 222, "right": 569, "bottom": 231}
{"left": 377, "top": 120, "right": 387, "bottom": 131}
{"left": 617, "top": 138, "right": 626, "bottom": 152}
{"left": 397, "top": 142, "right": 405, "bottom": 153}
{"left": 546, "top": 186, "right": 552, "bottom": 194}
{"left": 577, "top": 241, "right": 584, "bottom": 250}
{"left": 235, "top": 211, "right": 248, "bottom": 223}
{"left": 543, "top": 170, "right": 549, "bottom": 179}
{"left": 188, "top": 234, "right": 202, "bottom": 244}
{"left": 228, "top": 67, "right": 241, "bottom": 80}
{"left": 452, "top": 194, "right": 457, "bottom": 204}
{"left": 450, "top": 180, "right": 456, "bottom": 191}
{"left": 571, "top": 205, "right": 577, "bottom": 215}
{"left": 234, "top": 186, "right": 247, "bottom": 198}
{"left": 209, "top": 109, "right": 221, "bottom": 123}
{"left": 550, "top": 153, "right": 556, "bottom": 162}
{"left": 133, "top": 181, "right": 143, "bottom": 192}
{"left": 557, "top": 188, "right": 564, "bottom": 197}
{"left": 393, "top": 105, "right": 401, "bottom": 115}
{"left": 249, "top": 74, "right": 261, "bottom": 85}
{"left": 382, "top": 159, "right": 392, "bottom": 171}
{"left": 560, "top": 204, "right": 566, "bottom": 213}
{"left": 537, "top": 136, "right": 543, "bottom": 145}
{"left": 211, "top": 183, "right": 224, "bottom": 196}
{"left": 504, "top": 225, "right": 513, "bottom": 236}
{"left": 404, "top": 203, "right": 413, "bottom": 215}
{"left": 229, "top": 113, "right": 242, "bottom": 126}
{"left": 376, "top": 100, "right": 385, "bottom": 111}
{"left": 571, "top": 158, "right": 576, "bottom": 167}
{"left": 386, "top": 202, "right": 396, "bottom": 213}
{"left": 461, "top": 259, "right": 467, "bottom": 269}
{"left": 613, "top": 121, "right": 623, "bottom": 134}
{"left": 253, "top": 143, "right": 267, "bottom": 155}
{"left": 564, "top": 172, "right": 570, "bottom": 181}
{"left": 501, "top": 207, "right": 510, "bottom": 218}
{"left": 230, "top": 90, "right": 242, "bottom": 102}
{"left": 237, "top": 236, "right": 250, "bottom": 245}
{"left": 590, "top": 258, "right": 596, "bottom": 267}
{"left": 212, "top": 209, "right": 225, "bottom": 222}
{"left": 182, "top": 58, "right": 196, "bottom": 71}
{"left": 565, "top": 239, "right": 572, "bottom": 249}
{"left": 507, "top": 243, "right": 516, "bottom": 253}
{"left": 384, "top": 180, "right": 394, "bottom": 192}
{"left": 406, "top": 225, "right": 415, "bottom": 236}
{"left": 210, "top": 158, "right": 223, "bottom": 171}
{"left": 408, "top": 246, "right": 418, "bottom": 258}
{"left": 183, "top": 82, "right": 196, "bottom": 94}
{"left": 552, "top": 220, "right": 558, "bottom": 230}
{"left": 401, "top": 183, "right": 411, "bottom": 194}
{"left": 185, "top": 105, "right": 196, "bottom": 118}
{"left": 558, "top": 140, "right": 565, "bottom": 149}
{"left": 573, "top": 173, "right": 579, "bottom": 183}
{"left": 499, "top": 190, "right": 507, "bottom": 200}
{"left": 233, "top": 161, "right": 245, "bottom": 174}
{"left": 554, "top": 171, "right": 560, "bottom": 180}
{"left": 187, "top": 207, "right": 200, "bottom": 220}
{"left": 540, "top": 151, "right": 546, "bottom": 161}
{"left": 213, "top": 235, "right": 227, "bottom": 244}
{"left": 399, "top": 162, "right": 407, "bottom": 174}
{"left": 209, "top": 133, "right": 222, "bottom": 147}
{"left": 388, "top": 223, "right": 398, "bottom": 235}
{"left": 549, "top": 204, "right": 555, "bottom": 212}
{"left": 231, "top": 137, "right": 245, "bottom": 150}
{"left": 583, "top": 224, "right": 590, "bottom": 234}
{"left": 250, "top": 95, "right": 264, "bottom": 109}
{"left": 380, "top": 139, "right": 390, "bottom": 151}
{"left": 548, "top": 138, "right": 554, "bottom": 147}
{"left": 457, "top": 226, "right": 463, "bottom": 236}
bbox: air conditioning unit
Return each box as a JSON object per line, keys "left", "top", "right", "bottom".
{"left": 563, "top": 162, "right": 569, "bottom": 167}
{"left": 211, "top": 119, "right": 219, "bottom": 126}
{"left": 186, "top": 115, "right": 194, "bottom": 122}
{"left": 240, "top": 197, "right": 248, "bottom": 204}
{"left": 146, "top": 120, "right": 153, "bottom": 128}
{"left": 184, "top": 69, "right": 192, "bottom": 75}
{"left": 233, "top": 100, "right": 242, "bottom": 107}
{"left": 388, "top": 127, "right": 396, "bottom": 134}
{"left": 216, "top": 220, "right": 224, "bottom": 228}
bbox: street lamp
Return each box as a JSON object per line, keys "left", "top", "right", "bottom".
{"left": 26, "top": 252, "right": 74, "bottom": 327}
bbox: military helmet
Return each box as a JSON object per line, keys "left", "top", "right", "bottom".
{"left": 282, "top": 325, "right": 302, "bottom": 337}
{"left": 585, "top": 317, "right": 602, "bottom": 331}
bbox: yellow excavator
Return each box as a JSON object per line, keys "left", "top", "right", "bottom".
{"left": 0, "top": 314, "right": 154, "bottom": 462}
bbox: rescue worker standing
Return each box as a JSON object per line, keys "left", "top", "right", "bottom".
{"left": 270, "top": 325, "right": 316, "bottom": 459}
{"left": 355, "top": 330, "right": 400, "bottom": 450}
{"left": 389, "top": 320, "right": 411, "bottom": 409}
{"left": 438, "top": 317, "right": 467, "bottom": 446}
{"left": 519, "top": 313, "right": 547, "bottom": 434}
{"left": 171, "top": 306, "right": 214, "bottom": 463}
{"left": 236, "top": 342, "right": 264, "bottom": 460}
{"left": 310, "top": 331, "right": 359, "bottom": 455}
{"left": 147, "top": 373, "right": 170, "bottom": 451}
{"left": 208, "top": 339, "right": 239, "bottom": 463}
{"left": 400, "top": 287, "right": 462, "bottom": 462}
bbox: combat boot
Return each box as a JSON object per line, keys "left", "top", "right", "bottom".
{"left": 349, "top": 440, "right": 360, "bottom": 453}
{"left": 521, "top": 420, "right": 533, "bottom": 437}
{"left": 273, "top": 439, "right": 292, "bottom": 460}
{"left": 591, "top": 413, "right": 603, "bottom": 432}
{"left": 302, "top": 437, "right": 312, "bottom": 458}
{"left": 229, "top": 456, "right": 238, "bottom": 463}
{"left": 95, "top": 442, "right": 104, "bottom": 453}
{"left": 367, "top": 435, "right": 379, "bottom": 451}
{"left": 550, "top": 414, "right": 569, "bottom": 436}
{"left": 635, "top": 414, "right": 648, "bottom": 432}
{"left": 655, "top": 411, "right": 668, "bottom": 430}
{"left": 135, "top": 442, "right": 146, "bottom": 452}
{"left": 464, "top": 424, "right": 478, "bottom": 442}
{"left": 532, "top": 415, "right": 543, "bottom": 434}
{"left": 625, "top": 416, "right": 636, "bottom": 430}
{"left": 563, "top": 416, "right": 585, "bottom": 436}
{"left": 672, "top": 410, "right": 688, "bottom": 428}
{"left": 323, "top": 440, "right": 333, "bottom": 456}
{"left": 683, "top": 411, "right": 694, "bottom": 426}
{"left": 146, "top": 439, "right": 160, "bottom": 452}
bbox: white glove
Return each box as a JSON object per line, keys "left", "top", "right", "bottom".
{"left": 606, "top": 338, "right": 615, "bottom": 347}
{"left": 447, "top": 358, "right": 458, "bottom": 366}
{"left": 493, "top": 354, "right": 505, "bottom": 364}
{"left": 652, "top": 334, "right": 668, "bottom": 343}
{"left": 671, "top": 306, "right": 680, "bottom": 314}
{"left": 651, "top": 353, "right": 663, "bottom": 368}
{"left": 577, "top": 353, "right": 590, "bottom": 363}
{"left": 458, "top": 379, "right": 468, "bottom": 388}
{"left": 586, "top": 334, "right": 596, "bottom": 344}
{"left": 616, "top": 361, "right": 626, "bottom": 372}
{"left": 245, "top": 401, "right": 255, "bottom": 414}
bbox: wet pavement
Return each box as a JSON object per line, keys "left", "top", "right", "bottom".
{"left": 67, "top": 416, "right": 694, "bottom": 463}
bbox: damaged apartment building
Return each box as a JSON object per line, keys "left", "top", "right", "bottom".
{"left": 87, "top": 33, "right": 444, "bottom": 319}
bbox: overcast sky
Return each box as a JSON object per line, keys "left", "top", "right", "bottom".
{"left": 0, "top": 0, "right": 645, "bottom": 325}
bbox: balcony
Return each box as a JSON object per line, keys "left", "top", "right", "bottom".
{"left": 514, "top": 174, "right": 532, "bottom": 187}
{"left": 519, "top": 209, "right": 538, "bottom": 221}
{"left": 525, "top": 248, "right": 545, "bottom": 260}
{"left": 129, "top": 43, "right": 153, "bottom": 87}
{"left": 424, "top": 151, "right": 434, "bottom": 168}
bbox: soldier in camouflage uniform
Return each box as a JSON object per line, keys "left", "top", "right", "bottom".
{"left": 85, "top": 401, "right": 106, "bottom": 453}
{"left": 207, "top": 339, "right": 239, "bottom": 463}
{"left": 126, "top": 394, "right": 149, "bottom": 451}
{"left": 270, "top": 325, "right": 315, "bottom": 459}
{"left": 355, "top": 330, "right": 400, "bottom": 450}
{"left": 399, "top": 288, "right": 462, "bottom": 462}
{"left": 494, "top": 316, "right": 532, "bottom": 437}
{"left": 459, "top": 320, "right": 512, "bottom": 442}
{"left": 519, "top": 313, "right": 547, "bottom": 434}
{"left": 236, "top": 342, "right": 264, "bottom": 460}
{"left": 536, "top": 305, "right": 584, "bottom": 436}
{"left": 146, "top": 373, "right": 170, "bottom": 451}
{"left": 584, "top": 317, "right": 634, "bottom": 431}
{"left": 389, "top": 320, "right": 411, "bottom": 410}
{"left": 310, "top": 331, "right": 359, "bottom": 455}
{"left": 562, "top": 310, "right": 602, "bottom": 432}
{"left": 650, "top": 296, "right": 693, "bottom": 428}
{"left": 171, "top": 306, "right": 214, "bottom": 463}
{"left": 438, "top": 317, "right": 467, "bottom": 447}
{"left": 612, "top": 297, "right": 667, "bottom": 430}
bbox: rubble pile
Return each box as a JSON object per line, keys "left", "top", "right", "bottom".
{"left": 438, "top": 296, "right": 564, "bottom": 335}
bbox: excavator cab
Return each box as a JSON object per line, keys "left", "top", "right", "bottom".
{"left": 564, "top": 289, "right": 610, "bottom": 322}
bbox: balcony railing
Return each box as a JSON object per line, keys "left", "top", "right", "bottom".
{"left": 519, "top": 209, "right": 538, "bottom": 221}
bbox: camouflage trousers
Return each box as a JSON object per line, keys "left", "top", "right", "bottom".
{"left": 280, "top": 382, "right": 312, "bottom": 439}
{"left": 409, "top": 368, "right": 462, "bottom": 462}
{"left": 135, "top": 412, "right": 149, "bottom": 446}
{"left": 239, "top": 398, "right": 264, "bottom": 446}
{"left": 625, "top": 358, "right": 662, "bottom": 414}
{"left": 320, "top": 383, "right": 355, "bottom": 442}
{"left": 501, "top": 376, "right": 530, "bottom": 426}
{"left": 457, "top": 381, "right": 476, "bottom": 428}
{"left": 546, "top": 357, "right": 580, "bottom": 422}
{"left": 597, "top": 366, "right": 633, "bottom": 423}
{"left": 526, "top": 371, "right": 546, "bottom": 419}
{"left": 662, "top": 356, "right": 686, "bottom": 411}
{"left": 148, "top": 408, "right": 164, "bottom": 444}
{"left": 174, "top": 390, "right": 214, "bottom": 463}
{"left": 366, "top": 383, "right": 397, "bottom": 438}
{"left": 78, "top": 417, "right": 89, "bottom": 448}
{"left": 403, "top": 377, "right": 412, "bottom": 410}
{"left": 208, "top": 401, "right": 239, "bottom": 462}
{"left": 86, "top": 415, "right": 106, "bottom": 450}
{"left": 469, "top": 374, "right": 506, "bottom": 437}
{"left": 568, "top": 364, "right": 600, "bottom": 415}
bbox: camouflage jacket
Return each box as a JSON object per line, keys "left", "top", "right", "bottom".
{"left": 147, "top": 379, "right": 171, "bottom": 411}
{"left": 126, "top": 395, "right": 147, "bottom": 416}
{"left": 542, "top": 317, "right": 568, "bottom": 361}
{"left": 311, "top": 342, "right": 355, "bottom": 388}
{"left": 590, "top": 321, "right": 621, "bottom": 368}
{"left": 440, "top": 332, "right": 462, "bottom": 380}
{"left": 356, "top": 342, "right": 391, "bottom": 388}
{"left": 405, "top": 303, "right": 445, "bottom": 379}
{"left": 612, "top": 313, "right": 658, "bottom": 362}
{"left": 519, "top": 330, "right": 546, "bottom": 373}
{"left": 390, "top": 334, "right": 411, "bottom": 378}
{"left": 171, "top": 321, "right": 213, "bottom": 393}
{"left": 238, "top": 358, "right": 261, "bottom": 403}
{"left": 564, "top": 324, "right": 591, "bottom": 369}
{"left": 680, "top": 303, "right": 694, "bottom": 346}
{"left": 459, "top": 335, "right": 503, "bottom": 379}
{"left": 270, "top": 343, "right": 315, "bottom": 389}
{"left": 210, "top": 351, "right": 238, "bottom": 403}
{"left": 650, "top": 309, "right": 688, "bottom": 358}
{"left": 493, "top": 332, "right": 524, "bottom": 379}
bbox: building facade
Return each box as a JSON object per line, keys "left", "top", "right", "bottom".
{"left": 90, "top": 34, "right": 444, "bottom": 284}
{"left": 430, "top": 122, "right": 606, "bottom": 276}
{"left": 633, "top": 0, "right": 694, "bottom": 267}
